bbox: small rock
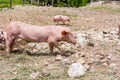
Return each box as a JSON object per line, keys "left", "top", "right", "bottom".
{"left": 68, "top": 62, "right": 86, "bottom": 78}
{"left": 107, "top": 55, "right": 111, "bottom": 59}
{"left": 55, "top": 55, "right": 63, "bottom": 61}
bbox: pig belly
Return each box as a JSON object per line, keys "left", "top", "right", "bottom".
{"left": 19, "top": 34, "right": 48, "bottom": 42}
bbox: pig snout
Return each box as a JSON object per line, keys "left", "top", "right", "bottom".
{"left": 70, "top": 37, "right": 77, "bottom": 45}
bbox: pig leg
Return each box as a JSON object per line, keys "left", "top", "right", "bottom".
{"left": 57, "top": 20, "right": 59, "bottom": 25}
{"left": 49, "top": 44, "right": 54, "bottom": 54}
{"left": 53, "top": 42, "right": 65, "bottom": 55}
{"left": 6, "top": 37, "right": 15, "bottom": 53}
{"left": 63, "top": 21, "right": 65, "bottom": 25}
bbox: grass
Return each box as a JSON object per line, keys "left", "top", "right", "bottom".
{"left": 87, "top": 4, "right": 120, "bottom": 13}
{"left": 89, "top": 5, "right": 112, "bottom": 11}
{"left": 78, "top": 70, "right": 117, "bottom": 80}
{"left": 0, "top": 0, "right": 24, "bottom": 8}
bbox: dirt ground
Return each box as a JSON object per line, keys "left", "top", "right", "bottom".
{"left": 0, "top": 3, "right": 120, "bottom": 80}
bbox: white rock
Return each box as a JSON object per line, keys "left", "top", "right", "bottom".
{"left": 55, "top": 55, "right": 63, "bottom": 61}
{"left": 27, "top": 43, "right": 36, "bottom": 47}
{"left": 76, "top": 33, "right": 86, "bottom": 48}
{"left": 35, "top": 44, "right": 43, "bottom": 50}
{"left": 68, "top": 62, "right": 86, "bottom": 78}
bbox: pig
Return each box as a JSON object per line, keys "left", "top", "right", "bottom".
{"left": 53, "top": 15, "right": 70, "bottom": 25}
{"left": 5, "top": 21, "right": 76, "bottom": 55}
{"left": 0, "top": 29, "right": 6, "bottom": 44}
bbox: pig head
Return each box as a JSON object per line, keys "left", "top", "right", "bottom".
{"left": 6, "top": 21, "right": 76, "bottom": 55}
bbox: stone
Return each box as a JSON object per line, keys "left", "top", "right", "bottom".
{"left": 27, "top": 43, "right": 36, "bottom": 47}
{"left": 76, "top": 33, "right": 87, "bottom": 48}
{"left": 68, "top": 62, "right": 86, "bottom": 78}
{"left": 55, "top": 55, "right": 63, "bottom": 61}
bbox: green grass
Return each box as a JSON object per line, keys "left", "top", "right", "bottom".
{"left": 0, "top": 0, "right": 22, "bottom": 8}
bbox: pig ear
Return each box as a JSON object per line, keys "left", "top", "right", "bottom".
{"left": 61, "top": 30, "right": 68, "bottom": 35}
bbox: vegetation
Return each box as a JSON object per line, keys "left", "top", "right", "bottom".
{"left": 0, "top": 0, "right": 22, "bottom": 8}
{"left": 0, "top": 0, "right": 90, "bottom": 8}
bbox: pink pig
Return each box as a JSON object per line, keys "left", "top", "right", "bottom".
{"left": 5, "top": 21, "right": 76, "bottom": 55}
{"left": 53, "top": 15, "right": 70, "bottom": 24}
{"left": 0, "top": 29, "right": 6, "bottom": 44}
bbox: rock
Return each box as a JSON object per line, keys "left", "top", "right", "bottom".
{"left": 30, "top": 72, "right": 39, "bottom": 79}
{"left": 27, "top": 43, "right": 36, "bottom": 47}
{"left": 35, "top": 44, "right": 43, "bottom": 50}
{"left": 76, "top": 33, "right": 87, "bottom": 48}
{"left": 68, "top": 62, "right": 86, "bottom": 78}
{"left": 107, "top": 55, "right": 111, "bottom": 59}
{"left": 55, "top": 55, "right": 63, "bottom": 61}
